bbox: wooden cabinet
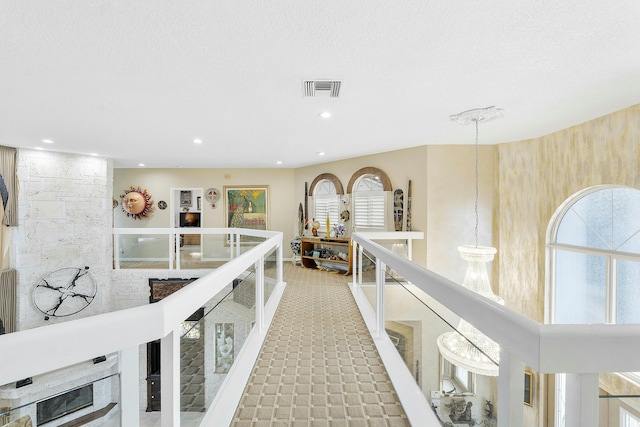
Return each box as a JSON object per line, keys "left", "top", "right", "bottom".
{"left": 300, "top": 237, "right": 352, "bottom": 275}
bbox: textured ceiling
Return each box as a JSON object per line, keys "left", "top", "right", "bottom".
{"left": 0, "top": 1, "right": 638, "bottom": 168}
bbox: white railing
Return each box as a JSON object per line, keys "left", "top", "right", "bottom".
{"left": 112, "top": 227, "right": 264, "bottom": 269}
{"left": 350, "top": 233, "right": 640, "bottom": 427}
{"left": 0, "top": 228, "right": 286, "bottom": 427}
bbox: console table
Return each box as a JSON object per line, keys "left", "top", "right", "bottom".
{"left": 300, "top": 237, "right": 352, "bottom": 275}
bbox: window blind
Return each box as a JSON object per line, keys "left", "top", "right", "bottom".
{"left": 353, "top": 192, "right": 385, "bottom": 230}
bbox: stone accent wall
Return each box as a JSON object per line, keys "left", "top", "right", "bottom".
{"left": 14, "top": 149, "right": 113, "bottom": 331}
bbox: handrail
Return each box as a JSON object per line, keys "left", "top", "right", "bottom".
{"left": 0, "top": 229, "right": 283, "bottom": 386}
{"left": 351, "top": 232, "right": 640, "bottom": 374}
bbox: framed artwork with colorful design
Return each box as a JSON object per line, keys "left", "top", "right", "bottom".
{"left": 224, "top": 186, "right": 269, "bottom": 242}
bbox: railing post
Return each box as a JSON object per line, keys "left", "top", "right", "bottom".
{"left": 352, "top": 241, "right": 357, "bottom": 287}
{"left": 113, "top": 234, "right": 120, "bottom": 269}
{"left": 161, "top": 330, "right": 180, "bottom": 427}
{"left": 276, "top": 241, "right": 283, "bottom": 284}
{"left": 498, "top": 350, "right": 524, "bottom": 427}
{"left": 119, "top": 346, "right": 140, "bottom": 427}
{"left": 565, "top": 373, "right": 599, "bottom": 427}
{"left": 172, "top": 232, "right": 178, "bottom": 270}
{"left": 256, "top": 257, "right": 265, "bottom": 333}
{"left": 358, "top": 245, "right": 363, "bottom": 286}
{"left": 375, "top": 258, "right": 385, "bottom": 338}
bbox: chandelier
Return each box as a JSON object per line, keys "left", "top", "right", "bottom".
{"left": 436, "top": 106, "right": 503, "bottom": 377}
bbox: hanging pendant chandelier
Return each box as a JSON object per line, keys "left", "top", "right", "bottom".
{"left": 436, "top": 106, "right": 504, "bottom": 377}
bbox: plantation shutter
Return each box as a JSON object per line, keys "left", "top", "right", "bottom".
{"left": 353, "top": 192, "right": 385, "bottom": 230}
{"left": 315, "top": 196, "right": 339, "bottom": 231}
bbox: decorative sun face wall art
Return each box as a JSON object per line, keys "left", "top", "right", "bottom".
{"left": 121, "top": 185, "right": 154, "bottom": 219}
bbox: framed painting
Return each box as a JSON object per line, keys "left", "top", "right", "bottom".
{"left": 148, "top": 278, "right": 198, "bottom": 303}
{"left": 224, "top": 186, "right": 269, "bottom": 242}
{"left": 524, "top": 370, "right": 533, "bottom": 406}
{"left": 180, "top": 190, "right": 192, "bottom": 207}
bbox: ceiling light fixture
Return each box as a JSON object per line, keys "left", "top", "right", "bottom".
{"left": 436, "top": 106, "right": 504, "bottom": 377}
{"left": 138, "top": 163, "right": 145, "bottom": 167}
{"left": 193, "top": 139, "right": 202, "bottom": 144}
{"left": 319, "top": 111, "right": 331, "bottom": 119}
{"left": 316, "top": 151, "right": 325, "bottom": 156}
{"left": 276, "top": 161, "right": 283, "bottom": 165}
{"left": 41, "top": 139, "right": 54, "bottom": 144}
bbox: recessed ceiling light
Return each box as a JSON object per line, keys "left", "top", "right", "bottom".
{"left": 193, "top": 138, "right": 202, "bottom": 144}
{"left": 138, "top": 163, "right": 145, "bottom": 167}
{"left": 35, "top": 147, "right": 44, "bottom": 151}
{"left": 316, "top": 151, "right": 325, "bottom": 156}
{"left": 41, "top": 139, "right": 54, "bottom": 144}
{"left": 90, "top": 153, "right": 98, "bottom": 156}
{"left": 319, "top": 112, "right": 331, "bottom": 119}
{"left": 276, "top": 161, "right": 283, "bottom": 165}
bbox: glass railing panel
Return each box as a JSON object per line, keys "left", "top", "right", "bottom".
{"left": 384, "top": 263, "right": 500, "bottom": 425}
{"left": 237, "top": 236, "right": 267, "bottom": 254}
{"left": 177, "top": 232, "right": 225, "bottom": 270}
{"left": 175, "top": 268, "right": 257, "bottom": 422}
{"left": 117, "top": 233, "right": 171, "bottom": 269}
{"left": 599, "top": 372, "right": 640, "bottom": 427}
{"left": 0, "top": 368, "right": 120, "bottom": 427}
{"left": 357, "top": 249, "right": 500, "bottom": 425}
{"left": 263, "top": 246, "right": 278, "bottom": 305}
{"left": 200, "top": 233, "right": 232, "bottom": 268}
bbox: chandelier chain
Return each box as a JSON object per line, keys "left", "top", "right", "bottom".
{"left": 474, "top": 119, "right": 479, "bottom": 248}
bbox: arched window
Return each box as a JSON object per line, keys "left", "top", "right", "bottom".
{"left": 313, "top": 179, "right": 340, "bottom": 232}
{"left": 547, "top": 186, "right": 640, "bottom": 426}
{"left": 352, "top": 174, "right": 386, "bottom": 230}
{"left": 547, "top": 186, "right": 640, "bottom": 325}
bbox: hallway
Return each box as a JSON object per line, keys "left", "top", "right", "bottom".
{"left": 230, "top": 264, "right": 410, "bottom": 426}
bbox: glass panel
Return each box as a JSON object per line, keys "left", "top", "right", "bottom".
{"left": 264, "top": 246, "right": 278, "bottom": 305}
{"left": 200, "top": 233, "right": 231, "bottom": 268}
{"left": 612, "top": 188, "right": 640, "bottom": 252}
{"left": 599, "top": 377, "right": 640, "bottom": 427}
{"left": 556, "top": 208, "right": 609, "bottom": 250}
{"left": 117, "top": 233, "right": 171, "bottom": 269}
{"left": 569, "top": 189, "right": 613, "bottom": 249}
{"left": 178, "top": 269, "right": 256, "bottom": 420}
{"left": 0, "top": 370, "right": 120, "bottom": 427}
{"left": 616, "top": 259, "right": 640, "bottom": 324}
{"left": 364, "top": 260, "right": 501, "bottom": 425}
{"left": 554, "top": 250, "right": 606, "bottom": 323}
{"left": 618, "top": 232, "right": 640, "bottom": 255}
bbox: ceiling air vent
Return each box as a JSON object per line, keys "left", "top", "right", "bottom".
{"left": 303, "top": 80, "right": 342, "bottom": 98}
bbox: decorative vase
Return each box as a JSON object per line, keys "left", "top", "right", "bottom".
{"left": 290, "top": 235, "right": 302, "bottom": 256}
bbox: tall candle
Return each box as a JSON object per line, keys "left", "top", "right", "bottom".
{"left": 326, "top": 215, "right": 330, "bottom": 238}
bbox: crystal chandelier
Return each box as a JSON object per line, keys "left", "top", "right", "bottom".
{"left": 436, "top": 106, "right": 503, "bottom": 377}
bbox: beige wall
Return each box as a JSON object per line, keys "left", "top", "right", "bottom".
{"left": 114, "top": 145, "right": 496, "bottom": 284}
{"left": 496, "top": 104, "right": 640, "bottom": 427}
{"left": 294, "top": 144, "right": 495, "bottom": 284}
{"left": 496, "top": 104, "right": 640, "bottom": 323}
{"left": 113, "top": 167, "right": 296, "bottom": 246}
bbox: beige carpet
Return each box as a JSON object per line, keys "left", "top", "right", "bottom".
{"left": 231, "top": 264, "right": 410, "bottom": 427}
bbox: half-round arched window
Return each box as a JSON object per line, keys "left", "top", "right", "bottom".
{"left": 547, "top": 186, "right": 640, "bottom": 324}
{"left": 352, "top": 174, "right": 387, "bottom": 230}
{"left": 312, "top": 179, "right": 340, "bottom": 232}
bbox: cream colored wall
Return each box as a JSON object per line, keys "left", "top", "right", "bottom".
{"left": 114, "top": 144, "right": 494, "bottom": 284}
{"left": 294, "top": 145, "right": 495, "bottom": 283}
{"left": 426, "top": 145, "right": 496, "bottom": 284}
{"left": 113, "top": 168, "right": 296, "bottom": 247}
